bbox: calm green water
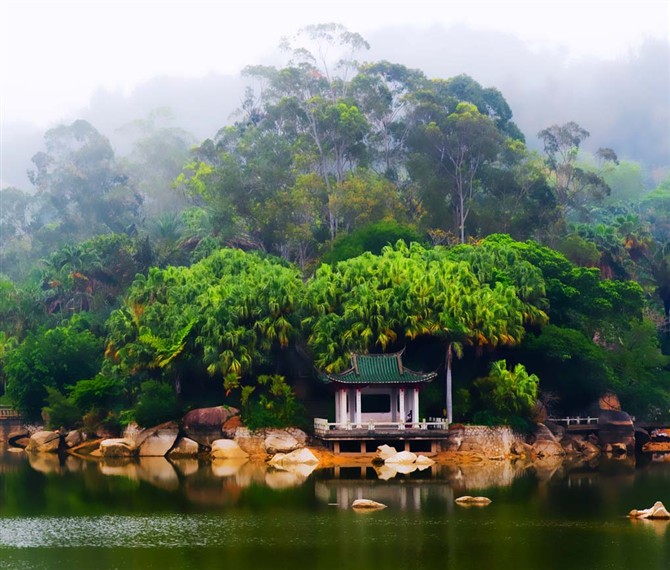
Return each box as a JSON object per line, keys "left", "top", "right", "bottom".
{"left": 1, "top": 449, "right": 669, "bottom": 570}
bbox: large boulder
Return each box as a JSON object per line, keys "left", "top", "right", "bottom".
{"left": 167, "top": 437, "right": 200, "bottom": 458}
{"left": 234, "top": 428, "right": 267, "bottom": 456}
{"left": 533, "top": 423, "right": 560, "bottom": 443}
{"left": 64, "top": 430, "right": 84, "bottom": 448}
{"left": 25, "top": 431, "right": 61, "bottom": 453}
{"left": 510, "top": 440, "right": 535, "bottom": 457}
{"left": 375, "top": 444, "right": 399, "bottom": 462}
{"left": 572, "top": 436, "right": 601, "bottom": 456}
{"left": 532, "top": 440, "right": 565, "bottom": 458}
{"left": 136, "top": 422, "right": 179, "bottom": 457}
{"left": 182, "top": 406, "right": 240, "bottom": 445}
{"left": 211, "top": 438, "right": 249, "bottom": 459}
{"left": 264, "top": 431, "right": 301, "bottom": 454}
{"left": 385, "top": 451, "right": 418, "bottom": 465}
{"left": 8, "top": 430, "right": 30, "bottom": 448}
{"left": 269, "top": 448, "right": 319, "bottom": 466}
{"left": 99, "top": 438, "right": 137, "bottom": 458}
{"left": 69, "top": 438, "right": 103, "bottom": 456}
{"left": 629, "top": 501, "right": 670, "bottom": 520}
{"left": 598, "top": 409, "right": 635, "bottom": 454}
{"left": 415, "top": 455, "right": 435, "bottom": 467}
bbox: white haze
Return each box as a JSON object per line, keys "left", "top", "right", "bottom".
{"left": 1, "top": 0, "right": 669, "bottom": 188}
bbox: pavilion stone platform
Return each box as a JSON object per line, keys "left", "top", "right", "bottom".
{"left": 314, "top": 351, "right": 449, "bottom": 455}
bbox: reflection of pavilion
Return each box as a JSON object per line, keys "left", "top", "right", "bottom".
{"left": 314, "top": 352, "right": 449, "bottom": 454}
{"left": 315, "top": 477, "right": 455, "bottom": 511}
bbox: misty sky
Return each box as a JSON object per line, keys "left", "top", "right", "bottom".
{"left": 1, "top": 0, "right": 668, "bottom": 126}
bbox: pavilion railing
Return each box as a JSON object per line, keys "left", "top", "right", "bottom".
{"left": 548, "top": 416, "right": 599, "bottom": 426}
{"left": 0, "top": 406, "right": 21, "bottom": 418}
{"left": 314, "top": 417, "right": 448, "bottom": 437}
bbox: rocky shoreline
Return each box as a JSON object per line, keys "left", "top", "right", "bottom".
{"left": 4, "top": 404, "right": 644, "bottom": 472}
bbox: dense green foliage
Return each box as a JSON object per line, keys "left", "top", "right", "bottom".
{"left": 5, "top": 322, "right": 103, "bottom": 421}
{"left": 474, "top": 360, "right": 539, "bottom": 428}
{"left": 1, "top": 24, "right": 669, "bottom": 427}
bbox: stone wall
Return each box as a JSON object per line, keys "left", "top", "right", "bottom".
{"left": 445, "top": 425, "right": 525, "bottom": 457}
{"left": 0, "top": 418, "right": 24, "bottom": 443}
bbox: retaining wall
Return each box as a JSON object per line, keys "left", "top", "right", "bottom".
{"left": 445, "top": 425, "right": 526, "bottom": 457}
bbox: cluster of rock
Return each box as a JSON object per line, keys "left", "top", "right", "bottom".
{"left": 371, "top": 444, "right": 435, "bottom": 479}
{"left": 629, "top": 501, "right": 670, "bottom": 520}
{"left": 510, "top": 423, "right": 602, "bottom": 459}
{"left": 9, "top": 406, "right": 319, "bottom": 471}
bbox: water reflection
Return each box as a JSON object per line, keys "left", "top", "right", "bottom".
{"left": 4, "top": 449, "right": 670, "bottom": 511}
{"left": 315, "top": 478, "right": 455, "bottom": 511}
{"left": 4, "top": 447, "right": 670, "bottom": 570}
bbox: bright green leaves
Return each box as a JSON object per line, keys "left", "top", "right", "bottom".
{"left": 303, "top": 241, "right": 540, "bottom": 372}
{"left": 105, "top": 248, "right": 304, "bottom": 393}
{"left": 475, "top": 359, "right": 539, "bottom": 420}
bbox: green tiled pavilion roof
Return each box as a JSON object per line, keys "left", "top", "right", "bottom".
{"left": 320, "top": 351, "right": 436, "bottom": 385}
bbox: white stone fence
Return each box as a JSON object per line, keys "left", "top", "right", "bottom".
{"left": 0, "top": 406, "right": 21, "bottom": 418}
{"left": 314, "top": 417, "right": 448, "bottom": 437}
{"left": 548, "top": 416, "right": 599, "bottom": 426}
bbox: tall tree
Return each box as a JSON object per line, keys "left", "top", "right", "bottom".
{"left": 537, "top": 122, "right": 616, "bottom": 218}
{"left": 409, "top": 97, "right": 502, "bottom": 242}
{"left": 27, "top": 120, "right": 143, "bottom": 245}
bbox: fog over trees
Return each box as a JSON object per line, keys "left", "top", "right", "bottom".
{"left": 1, "top": 22, "right": 670, "bottom": 431}
{"left": 2, "top": 24, "right": 668, "bottom": 189}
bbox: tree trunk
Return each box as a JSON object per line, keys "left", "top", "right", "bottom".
{"left": 445, "top": 342, "right": 453, "bottom": 423}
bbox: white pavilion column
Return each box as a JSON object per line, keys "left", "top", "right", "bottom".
{"left": 355, "top": 388, "right": 362, "bottom": 428}
{"left": 398, "top": 387, "right": 405, "bottom": 427}
{"left": 335, "top": 389, "right": 340, "bottom": 424}
{"left": 335, "top": 389, "right": 342, "bottom": 425}
{"left": 412, "top": 387, "right": 420, "bottom": 428}
{"left": 391, "top": 387, "right": 398, "bottom": 422}
{"left": 339, "top": 389, "right": 348, "bottom": 426}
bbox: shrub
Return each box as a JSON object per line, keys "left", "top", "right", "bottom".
{"left": 132, "top": 380, "right": 181, "bottom": 427}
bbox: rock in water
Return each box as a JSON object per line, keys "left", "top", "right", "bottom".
{"left": 455, "top": 496, "right": 492, "bottom": 506}
{"left": 211, "top": 439, "right": 249, "bottom": 459}
{"left": 167, "top": 437, "right": 200, "bottom": 458}
{"left": 64, "top": 430, "right": 84, "bottom": 448}
{"left": 25, "top": 431, "right": 61, "bottom": 453}
{"left": 629, "top": 501, "right": 670, "bottom": 520}
{"left": 415, "top": 455, "right": 435, "bottom": 466}
{"left": 352, "top": 499, "right": 387, "bottom": 510}
{"left": 385, "top": 451, "right": 417, "bottom": 465}
{"left": 136, "top": 422, "right": 179, "bottom": 457}
{"left": 375, "top": 444, "right": 399, "bottom": 462}
{"left": 269, "top": 448, "right": 319, "bottom": 466}
{"left": 100, "top": 438, "right": 137, "bottom": 458}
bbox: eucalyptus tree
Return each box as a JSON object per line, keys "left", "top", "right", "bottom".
{"left": 117, "top": 109, "right": 196, "bottom": 216}
{"left": 28, "top": 120, "right": 143, "bottom": 244}
{"left": 408, "top": 94, "right": 502, "bottom": 243}
{"left": 242, "top": 24, "right": 371, "bottom": 239}
{"left": 537, "top": 122, "right": 617, "bottom": 219}
{"left": 471, "top": 140, "right": 560, "bottom": 241}
{"left": 350, "top": 61, "right": 427, "bottom": 179}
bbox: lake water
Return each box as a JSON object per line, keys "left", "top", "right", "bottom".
{"left": 1, "top": 448, "right": 669, "bottom": 570}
